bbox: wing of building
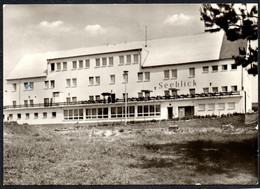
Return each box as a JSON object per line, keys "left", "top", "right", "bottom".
{"left": 4, "top": 31, "right": 253, "bottom": 125}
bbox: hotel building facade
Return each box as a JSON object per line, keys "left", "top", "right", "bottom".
{"left": 4, "top": 31, "right": 253, "bottom": 125}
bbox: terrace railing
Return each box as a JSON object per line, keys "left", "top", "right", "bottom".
{"left": 4, "top": 91, "right": 240, "bottom": 109}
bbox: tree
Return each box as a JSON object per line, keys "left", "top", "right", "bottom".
{"left": 200, "top": 4, "right": 258, "bottom": 75}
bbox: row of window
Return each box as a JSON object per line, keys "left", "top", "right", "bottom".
{"left": 163, "top": 64, "right": 237, "bottom": 79}
{"left": 198, "top": 102, "right": 236, "bottom": 111}
{"left": 63, "top": 105, "right": 161, "bottom": 120}
{"left": 50, "top": 54, "right": 139, "bottom": 72}
{"left": 164, "top": 85, "right": 238, "bottom": 96}
{"left": 8, "top": 112, "right": 56, "bottom": 120}
{"left": 11, "top": 63, "right": 238, "bottom": 91}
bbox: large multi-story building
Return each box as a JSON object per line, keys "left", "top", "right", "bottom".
{"left": 4, "top": 31, "right": 253, "bottom": 125}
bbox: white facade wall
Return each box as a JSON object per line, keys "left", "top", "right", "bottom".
{"left": 4, "top": 48, "right": 252, "bottom": 125}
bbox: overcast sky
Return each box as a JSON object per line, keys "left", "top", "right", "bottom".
{"left": 3, "top": 4, "right": 205, "bottom": 78}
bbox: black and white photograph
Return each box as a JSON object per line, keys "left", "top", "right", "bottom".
{"left": 3, "top": 3, "right": 259, "bottom": 185}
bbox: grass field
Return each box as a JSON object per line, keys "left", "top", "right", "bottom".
{"left": 3, "top": 115, "right": 258, "bottom": 185}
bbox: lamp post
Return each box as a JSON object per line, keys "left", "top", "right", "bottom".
{"left": 123, "top": 71, "right": 128, "bottom": 126}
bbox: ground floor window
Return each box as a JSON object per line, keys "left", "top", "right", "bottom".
{"left": 86, "top": 107, "right": 108, "bottom": 119}
{"left": 218, "top": 103, "right": 225, "bottom": 110}
{"left": 198, "top": 104, "right": 205, "bottom": 111}
{"left": 137, "top": 105, "right": 160, "bottom": 117}
{"left": 43, "top": 112, "right": 47, "bottom": 119}
{"left": 34, "top": 113, "right": 38, "bottom": 119}
{"left": 8, "top": 114, "right": 13, "bottom": 120}
{"left": 228, "top": 102, "right": 235, "bottom": 110}
{"left": 64, "top": 109, "right": 83, "bottom": 120}
{"left": 111, "top": 106, "right": 135, "bottom": 118}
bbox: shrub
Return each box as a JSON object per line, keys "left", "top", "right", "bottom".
{"left": 118, "top": 128, "right": 124, "bottom": 133}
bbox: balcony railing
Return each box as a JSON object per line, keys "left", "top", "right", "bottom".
{"left": 4, "top": 91, "right": 240, "bottom": 109}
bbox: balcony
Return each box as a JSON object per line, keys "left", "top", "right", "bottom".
{"left": 4, "top": 91, "right": 241, "bottom": 110}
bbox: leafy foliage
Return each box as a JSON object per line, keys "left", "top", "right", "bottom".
{"left": 200, "top": 4, "right": 258, "bottom": 75}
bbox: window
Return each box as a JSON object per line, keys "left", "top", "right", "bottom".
{"left": 85, "top": 59, "right": 90, "bottom": 68}
{"left": 95, "top": 95, "right": 100, "bottom": 101}
{"left": 45, "top": 81, "right": 49, "bottom": 89}
{"left": 164, "top": 90, "right": 170, "bottom": 96}
{"left": 109, "top": 57, "right": 113, "bottom": 66}
{"left": 79, "top": 60, "right": 83, "bottom": 69}
{"left": 172, "top": 89, "right": 178, "bottom": 96}
{"left": 30, "top": 100, "right": 34, "bottom": 107}
{"left": 110, "top": 75, "right": 115, "bottom": 84}
{"left": 102, "top": 58, "right": 107, "bottom": 66}
{"left": 189, "top": 68, "right": 195, "bottom": 77}
{"left": 50, "top": 80, "right": 55, "bottom": 88}
{"left": 212, "top": 65, "right": 218, "bottom": 71}
{"left": 126, "top": 55, "right": 131, "bottom": 64}
{"left": 218, "top": 103, "right": 225, "bottom": 110}
{"left": 72, "top": 61, "right": 77, "bottom": 69}
{"left": 12, "top": 101, "right": 16, "bottom": 107}
{"left": 89, "top": 77, "right": 94, "bottom": 86}
{"left": 133, "top": 54, "right": 138, "bottom": 63}
{"left": 172, "top": 69, "right": 177, "bottom": 79}
{"left": 66, "top": 97, "right": 71, "bottom": 103}
{"left": 212, "top": 87, "right": 218, "bottom": 93}
{"left": 222, "top": 65, "right": 228, "bottom": 71}
{"left": 202, "top": 66, "right": 209, "bottom": 73}
{"left": 52, "top": 94, "right": 59, "bottom": 100}
{"left": 144, "top": 72, "right": 150, "bottom": 81}
{"left": 138, "top": 72, "right": 143, "bottom": 81}
{"left": 228, "top": 102, "right": 235, "bottom": 110}
{"left": 96, "top": 58, "right": 100, "bottom": 67}
{"left": 222, "top": 86, "right": 228, "bottom": 92}
{"left": 208, "top": 103, "right": 215, "bottom": 111}
{"left": 231, "top": 64, "right": 237, "bottom": 70}
{"left": 89, "top": 96, "right": 94, "bottom": 101}
{"left": 72, "top": 78, "right": 77, "bottom": 87}
{"left": 12, "top": 83, "right": 17, "bottom": 91}
{"left": 95, "top": 76, "right": 100, "bottom": 85}
{"left": 9, "top": 114, "right": 13, "bottom": 120}
{"left": 137, "top": 105, "right": 160, "bottom": 117}
{"left": 24, "top": 100, "right": 28, "bottom": 107}
{"left": 86, "top": 107, "right": 109, "bottom": 119}
{"left": 144, "top": 91, "right": 150, "bottom": 98}
{"left": 26, "top": 113, "right": 30, "bottom": 119}
{"left": 123, "top": 73, "right": 128, "bottom": 83}
{"left": 164, "top": 70, "right": 170, "bottom": 79}
{"left": 119, "top": 56, "right": 124, "bottom": 65}
{"left": 72, "top": 97, "right": 77, "bottom": 102}
{"left": 198, "top": 104, "right": 205, "bottom": 111}
{"left": 63, "top": 62, "right": 67, "bottom": 70}
{"left": 17, "top": 114, "right": 21, "bottom": 119}
{"left": 203, "top": 87, "right": 209, "bottom": 93}
{"left": 51, "top": 63, "right": 55, "bottom": 71}
{"left": 24, "top": 82, "right": 33, "bottom": 90}
{"left": 231, "top": 85, "right": 238, "bottom": 91}
{"left": 64, "top": 109, "right": 83, "bottom": 120}
{"left": 52, "top": 112, "right": 57, "bottom": 118}
{"left": 138, "top": 92, "right": 143, "bottom": 98}
{"left": 123, "top": 93, "right": 128, "bottom": 99}
{"left": 43, "top": 112, "right": 47, "bottom": 119}
{"left": 34, "top": 113, "right": 38, "bottom": 119}
{"left": 66, "top": 79, "right": 71, "bottom": 87}
{"left": 189, "top": 88, "right": 195, "bottom": 95}
{"left": 57, "top": 62, "right": 61, "bottom": 71}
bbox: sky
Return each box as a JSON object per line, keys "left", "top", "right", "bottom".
{"left": 3, "top": 4, "right": 205, "bottom": 78}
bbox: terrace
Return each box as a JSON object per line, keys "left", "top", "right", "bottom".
{"left": 4, "top": 91, "right": 241, "bottom": 109}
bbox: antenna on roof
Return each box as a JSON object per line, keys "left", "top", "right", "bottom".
{"left": 145, "top": 26, "right": 148, "bottom": 47}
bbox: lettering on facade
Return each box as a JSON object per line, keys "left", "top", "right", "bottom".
{"left": 157, "top": 80, "right": 197, "bottom": 90}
